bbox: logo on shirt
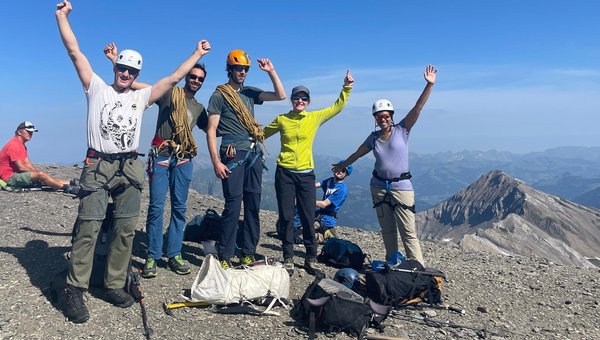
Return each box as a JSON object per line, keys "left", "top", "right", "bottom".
{"left": 99, "top": 101, "right": 139, "bottom": 150}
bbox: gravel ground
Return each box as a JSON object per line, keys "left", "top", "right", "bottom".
{"left": 0, "top": 165, "right": 598, "bottom": 340}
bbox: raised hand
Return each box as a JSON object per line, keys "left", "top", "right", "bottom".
{"left": 55, "top": 0, "right": 72, "bottom": 17}
{"left": 424, "top": 64, "right": 437, "bottom": 85}
{"left": 198, "top": 40, "right": 211, "bottom": 56}
{"left": 257, "top": 58, "right": 275, "bottom": 72}
{"left": 103, "top": 42, "right": 117, "bottom": 63}
{"left": 344, "top": 69, "right": 354, "bottom": 87}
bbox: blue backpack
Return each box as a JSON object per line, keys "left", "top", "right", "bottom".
{"left": 318, "top": 238, "right": 366, "bottom": 270}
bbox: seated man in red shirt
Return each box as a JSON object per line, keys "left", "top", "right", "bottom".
{"left": 0, "top": 121, "right": 78, "bottom": 194}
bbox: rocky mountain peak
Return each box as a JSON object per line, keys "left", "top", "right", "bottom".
{"left": 417, "top": 170, "right": 600, "bottom": 267}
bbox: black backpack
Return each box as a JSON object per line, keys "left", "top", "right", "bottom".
{"left": 291, "top": 273, "right": 374, "bottom": 340}
{"left": 317, "top": 238, "right": 366, "bottom": 270}
{"left": 365, "top": 259, "right": 445, "bottom": 307}
{"left": 183, "top": 208, "right": 221, "bottom": 243}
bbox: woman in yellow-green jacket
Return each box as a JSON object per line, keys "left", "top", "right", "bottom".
{"left": 264, "top": 70, "right": 354, "bottom": 276}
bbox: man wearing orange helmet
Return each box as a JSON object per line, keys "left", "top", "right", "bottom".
{"left": 206, "top": 50, "right": 285, "bottom": 269}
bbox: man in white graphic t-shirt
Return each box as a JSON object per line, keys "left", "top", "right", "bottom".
{"left": 55, "top": 0, "right": 210, "bottom": 324}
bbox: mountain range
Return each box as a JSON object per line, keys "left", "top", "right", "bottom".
{"left": 191, "top": 146, "right": 600, "bottom": 231}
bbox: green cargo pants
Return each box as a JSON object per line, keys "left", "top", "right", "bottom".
{"left": 67, "top": 156, "right": 144, "bottom": 289}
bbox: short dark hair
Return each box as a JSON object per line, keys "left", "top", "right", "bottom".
{"left": 189, "top": 63, "right": 206, "bottom": 78}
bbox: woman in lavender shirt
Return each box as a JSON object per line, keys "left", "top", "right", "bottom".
{"left": 333, "top": 65, "right": 437, "bottom": 265}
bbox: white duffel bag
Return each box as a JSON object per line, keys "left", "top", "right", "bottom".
{"left": 187, "top": 254, "right": 290, "bottom": 306}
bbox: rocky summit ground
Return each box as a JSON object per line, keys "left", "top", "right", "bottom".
{"left": 0, "top": 165, "right": 599, "bottom": 340}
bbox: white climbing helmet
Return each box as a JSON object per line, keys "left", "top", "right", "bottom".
{"left": 372, "top": 99, "right": 394, "bottom": 115}
{"left": 116, "top": 49, "right": 143, "bottom": 70}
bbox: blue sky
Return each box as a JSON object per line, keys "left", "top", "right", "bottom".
{"left": 1, "top": 1, "right": 598, "bottom": 164}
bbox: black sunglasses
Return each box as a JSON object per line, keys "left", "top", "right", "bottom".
{"left": 291, "top": 95, "right": 309, "bottom": 101}
{"left": 187, "top": 74, "right": 205, "bottom": 82}
{"left": 232, "top": 65, "right": 250, "bottom": 73}
{"left": 116, "top": 64, "right": 140, "bottom": 75}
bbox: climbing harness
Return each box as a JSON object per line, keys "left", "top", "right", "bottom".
{"left": 222, "top": 136, "right": 267, "bottom": 172}
{"left": 84, "top": 148, "right": 144, "bottom": 196}
{"left": 372, "top": 170, "right": 415, "bottom": 212}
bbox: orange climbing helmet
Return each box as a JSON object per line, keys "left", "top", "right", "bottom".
{"left": 226, "top": 50, "right": 251, "bottom": 67}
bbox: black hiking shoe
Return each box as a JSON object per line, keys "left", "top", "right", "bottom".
{"left": 62, "top": 184, "right": 80, "bottom": 196}
{"left": 283, "top": 258, "right": 294, "bottom": 277}
{"left": 64, "top": 285, "right": 89, "bottom": 324}
{"left": 168, "top": 254, "right": 191, "bottom": 275}
{"left": 304, "top": 258, "right": 323, "bottom": 276}
{"left": 103, "top": 288, "right": 134, "bottom": 308}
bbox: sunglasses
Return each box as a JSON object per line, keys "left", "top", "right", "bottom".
{"left": 188, "top": 74, "right": 205, "bottom": 82}
{"left": 375, "top": 113, "right": 392, "bottom": 121}
{"left": 116, "top": 64, "right": 140, "bottom": 75}
{"left": 291, "top": 95, "right": 309, "bottom": 101}
{"left": 232, "top": 65, "right": 250, "bottom": 73}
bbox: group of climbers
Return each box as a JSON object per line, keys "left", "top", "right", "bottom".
{"left": 0, "top": 0, "right": 438, "bottom": 325}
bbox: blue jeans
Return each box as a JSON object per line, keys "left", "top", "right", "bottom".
{"left": 145, "top": 156, "right": 192, "bottom": 260}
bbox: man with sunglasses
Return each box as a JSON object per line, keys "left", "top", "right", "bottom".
{"left": 56, "top": 0, "right": 210, "bottom": 323}
{"left": 0, "top": 121, "right": 78, "bottom": 193}
{"left": 104, "top": 44, "right": 208, "bottom": 279}
{"left": 334, "top": 65, "right": 437, "bottom": 266}
{"left": 206, "top": 50, "right": 285, "bottom": 269}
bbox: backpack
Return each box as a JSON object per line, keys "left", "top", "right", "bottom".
{"left": 183, "top": 208, "right": 221, "bottom": 243}
{"left": 291, "top": 274, "right": 382, "bottom": 340}
{"left": 365, "top": 259, "right": 445, "bottom": 307}
{"left": 317, "top": 238, "right": 366, "bottom": 270}
{"left": 187, "top": 254, "right": 290, "bottom": 315}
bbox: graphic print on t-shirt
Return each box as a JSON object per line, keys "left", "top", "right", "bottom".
{"left": 99, "top": 101, "right": 139, "bottom": 151}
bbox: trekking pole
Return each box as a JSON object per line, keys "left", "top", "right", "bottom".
{"left": 139, "top": 294, "right": 152, "bottom": 340}
{"left": 130, "top": 270, "right": 153, "bottom": 339}
{"left": 389, "top": 267, "right": 447, "bottom": 279}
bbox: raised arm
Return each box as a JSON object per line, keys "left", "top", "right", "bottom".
{"left": 256, "top": 59, "right": 286, "bottom": 101}
{"left": 331, "top": 144, "right": 370, "bottom": 173}
{"left": 55, "top": 0, "right": 93, "bottom": 89}
{"left": 148, "top": 40, "right": 211, "bottom": 105}
{"left": 103, "top": 42, "right": 150, "bottom": 90}
{"left": 402, "top": 64, "right": 437, "bottom": 132}
{"left": 313, "top": 70, "right": 354, "bottom": 122}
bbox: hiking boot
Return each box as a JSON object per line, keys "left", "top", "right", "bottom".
{"left": 142, "top": 258, "right": 157, "bottom": 278}
{"left": 241, "top": 254, "right": 256, "bottom": 266}
{"left": 304, "top": 258, "right": 323, "bottom": 276}
{"left": 168, "top": 254, "right": 191, "bottom": 275}
{"left": 283, "top": 258, "right": 294, "bottom": 277}
{"left": 62, "top": 184, "right": 80, "bottom": 196}
{"left": 64, "top": 285, "right": 89, "bottom": 324}
{"left": 103, "top": 288, "right": 134, "bottom": 308}
{"left": 220, "top": 259, "right": 233, "bottom": 270}
{"left": 70, "top": 178, "right": 80, "bottom": 187}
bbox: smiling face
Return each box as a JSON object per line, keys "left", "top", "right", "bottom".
{"left": 185, "top": 67, "right": 206, "bottom": 94}
{"left": 374, "top": 110, "right": 393, "bottom": 130}
{"left": 113, "top": 64, "right": 140, "bottom": 92}
{"left": 291, "top": 91, "right": 310, "bottom": 113}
